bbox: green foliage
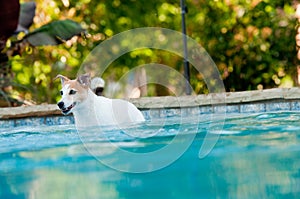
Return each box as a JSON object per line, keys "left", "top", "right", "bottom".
{"left": 8, "top": 0, "right": 299, "bottom": 104}
{"left": 188, "top": 0, "right": 297, "bottom": 91}
{"left": 24, "top": 19, "right": 85, "bottom": 46}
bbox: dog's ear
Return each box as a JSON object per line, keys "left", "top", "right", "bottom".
{"left": 77, "top": 73, "right": 91, "bottom": 87}
{"left": 55, "top": 74, "right": 70, "bottom": 85}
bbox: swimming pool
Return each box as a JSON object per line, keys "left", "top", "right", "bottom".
{"left": 1, "top": 111, "right": 300, "bottom": 198}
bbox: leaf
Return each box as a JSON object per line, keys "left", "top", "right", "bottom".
{"left": 24, "top": 19, "right": 85, "bottom": 46}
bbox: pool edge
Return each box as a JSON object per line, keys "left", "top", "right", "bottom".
{"left": 1, "top": 87, "right": 300, "bottom": 122}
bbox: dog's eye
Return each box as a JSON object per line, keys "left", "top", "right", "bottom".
{"left": 60, "top": 91, "right": 63, "bottom": 96}
{"left": 69, "top": 90, "right": 77, "bottom": 95}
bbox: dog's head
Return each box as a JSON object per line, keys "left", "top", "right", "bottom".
{"left": 55, "top": 74, "right": 91, "bottom": 115}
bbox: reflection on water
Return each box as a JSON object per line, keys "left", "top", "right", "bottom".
{"left": 1, "top": 112, "right": 300, "bottom": 198}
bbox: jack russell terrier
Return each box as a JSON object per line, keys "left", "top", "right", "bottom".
{"left": 55, "top": 74, "right": 145, "bottom": 128}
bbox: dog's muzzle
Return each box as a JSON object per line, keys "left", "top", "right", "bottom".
{"left": 57, "top": 101, "right": 76, "bottom": 115}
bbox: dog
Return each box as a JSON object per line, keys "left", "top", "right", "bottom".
{"left": 55, "top": 74, "right": 145, "bottom": 128}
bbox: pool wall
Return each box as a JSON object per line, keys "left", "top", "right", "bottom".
{"left": 1, "top": 88, "right": 300, "bottom": 127}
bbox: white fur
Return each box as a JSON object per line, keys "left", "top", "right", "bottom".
{"left": 73, "top": 89, "right": 145, "bottom": 127}
{"left": 56, "top": 74, "right": 145, "bottom": 128}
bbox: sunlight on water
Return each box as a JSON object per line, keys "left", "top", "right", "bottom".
{"left": 1, "top": 111, "right": 300, "bottom": 198}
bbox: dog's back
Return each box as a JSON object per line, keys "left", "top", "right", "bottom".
{"left": 92, "top": 95, "right": 145, "bottom": 125}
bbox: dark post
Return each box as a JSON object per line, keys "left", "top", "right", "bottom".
{"left": 180, "top": 0, "right": 191, "bottom": 95}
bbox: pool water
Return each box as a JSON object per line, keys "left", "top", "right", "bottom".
{"left": 1, "top": 111, "right": 300, "bottom": 198}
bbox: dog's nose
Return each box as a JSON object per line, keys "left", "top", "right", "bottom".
{"left": 57, "top": 101, "right": 64, "bottom": 109}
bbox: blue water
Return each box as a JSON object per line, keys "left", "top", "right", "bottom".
{"left": 1, "top": 111, "right": 300, "bottom": 198}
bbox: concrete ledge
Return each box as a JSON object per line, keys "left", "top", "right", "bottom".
{"left": 1, "top": 88, "right": 300, "bottom": 119}
{"left": 0, "top": 104, "right": 61, "bottom": 119}
{"left": 131, "top": 87, "right": 300, "bottom": 108}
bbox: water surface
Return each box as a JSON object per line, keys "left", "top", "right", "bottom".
{"left": 1, "top": 111, "right": 300, "bottom": 198}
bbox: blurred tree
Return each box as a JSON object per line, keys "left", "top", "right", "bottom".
{"left": 188, "top": 0, "right": 297, "bottom": 91}
{"left": 0, "top": 1, "right": 85, "bottom": 106}
{"left": 3, "top": 0, "right": 299, "bottom": 105}
{"left": 0, "top": 0, "right": 20, "bottom": 106}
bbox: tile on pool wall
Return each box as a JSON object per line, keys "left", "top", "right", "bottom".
{"left": 240, "top": 103, "right": 266, "bottom": 113}
{"left": 45, "top": 116, "right": 74, "bottom": 125}
{"left": 141, "top": 109, "right": 173, "bottom": 119}
{"left": 199, "top": 106, "right": 213, "bottom": 114}
{"left": 147, "top": 109, "right": 161, "bottom": 119}
{"left": 213, "top": 105, "right": 227, "bottom": 114}
{"left": 140, "top": 108, "right": 201, "bottom": 120}
{"left": 14, "top": 117, "right": 45, "bottom": 127}
{"left": 141, "top": 109, "right": 151, "bottom": 120}
{"left": 266, "top": 102, "right": 291, "bottom": 112}
{"left": 164, "top": 108, "right": 182, "bottom": 117}
{"left": 0, "top": 119, "right": 14, "bottom": 128}
{"left": 290, "top": 101, "right": 300, "bottom": 111}
{"left": 0, "top": 116, "right": 75, "bottom": 128}
{"left": 225, "top": 104, "right": 240, "bottom": 113}
{"left": 181, "top": 107, "right": 200, "bottom": 117}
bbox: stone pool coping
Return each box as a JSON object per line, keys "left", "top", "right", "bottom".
{"left": 1, "top": 87, "right": 300, "bottom": 120}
